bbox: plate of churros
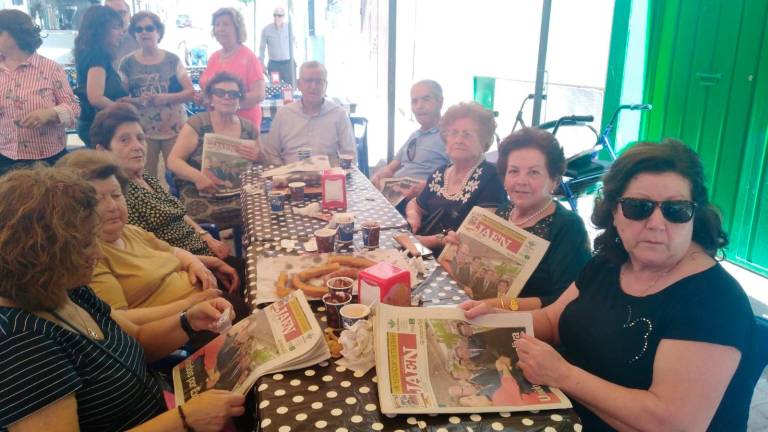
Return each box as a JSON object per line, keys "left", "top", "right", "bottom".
{"left": 254, "top": 250, "right": 421, "bottom": 305}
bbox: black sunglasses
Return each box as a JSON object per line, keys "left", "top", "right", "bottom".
{"left": 406, "top": 137, "right": 417, "bottom": 161}
{"left": 133, "top": 25, "right": 156, "bottom": 33}
{"left": 211, "top": 88, "right": 242, "bottom": 99}
{"left": 618, "top": 197, "right": 697, "bottom": 224}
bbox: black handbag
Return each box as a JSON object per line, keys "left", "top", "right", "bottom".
{"left": 415, "top": 208, "right": 446, "bottom": 236}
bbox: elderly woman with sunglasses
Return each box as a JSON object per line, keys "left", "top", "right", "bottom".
{"left": 118, "top": 11, "right": 194, "bottom": 178}
{"left": 405, "top": 102, "right": 506, "bottom": 252}
{"left": 167, "top": 72, "right": 261, "bottom": 229}
{"left": 461, "top": 140, "right": 756, "bottom": 431}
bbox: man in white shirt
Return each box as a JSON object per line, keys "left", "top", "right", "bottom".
{"left": 259, "top": 7, "right": 294, "bottom": 85}
{"left": 263, "top": 61, "right": 356, "bottom": 166}
{"left": 371, "top": 80, "right": 448, "bottom": 200}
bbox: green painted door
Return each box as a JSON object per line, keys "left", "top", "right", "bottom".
{"left": 640, "top": 0, "right": 768, "bottom": 276}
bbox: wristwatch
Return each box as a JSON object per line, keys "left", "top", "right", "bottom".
{"left": 179, "top": 311, "right": 196, "bottom": 336}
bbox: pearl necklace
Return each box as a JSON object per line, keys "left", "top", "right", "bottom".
{"left": 441, "top": 161, "right": 481, "bottom": 200}
{"left": 510, "top": 199, "right": 553, "bottom": 227}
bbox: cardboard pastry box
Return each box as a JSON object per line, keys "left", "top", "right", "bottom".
{"left": 358, "top": 262, "right": 411, "bottom": 307}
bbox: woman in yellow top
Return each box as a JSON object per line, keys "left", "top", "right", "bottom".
{"left": 57, "top": 150, "right": 250, "bottom": 324}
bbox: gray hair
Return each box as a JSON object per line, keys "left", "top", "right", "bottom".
{"left": 299, "top": 61, "right": 328, "bottom": 81}
{"left": 412, "top": 79, "right": 443, "bottom": 100}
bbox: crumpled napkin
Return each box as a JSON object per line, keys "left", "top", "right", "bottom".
{"left": 292, "top": 202, "right": 321, "bottom": 216}
{"left": 292, "top": 202, "right": 333, "bottom": 222}
{"left": 335, "top": 320, "right": 375, "bottom": 374}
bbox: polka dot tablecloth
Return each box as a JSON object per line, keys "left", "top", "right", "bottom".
{"left": 255, "top": 303, "right": 582, "bottom": 432}
{"left": 241, "top": 167, "right": 408, "bottom": 244}
{"left": 411, "top": 265, "right": 472, "bottom": 306}
{"left": 240, "top": 166, "right": 582, "bottom": 431}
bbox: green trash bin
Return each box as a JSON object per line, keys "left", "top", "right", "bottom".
{"left": 473, "top": 76, "right": 496, "bottom": 110}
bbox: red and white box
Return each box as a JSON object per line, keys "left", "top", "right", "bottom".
{"left": 358, "top": 262, "right": 411, "bottom": 307}
{"left": 321, "top": 169, "right": 347, "bottom": 210}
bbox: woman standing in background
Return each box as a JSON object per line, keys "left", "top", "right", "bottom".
{"left": 74, "top": 5, "right": 128, "bottom": 148}
{"left": 119, "top": 11, "right": 194, "bottom": 177}
{"left": 0, "top": 9, "right": 80, "bottom": 176}
{"left": 200, "top": 7, "right": 265, "bottom": 130}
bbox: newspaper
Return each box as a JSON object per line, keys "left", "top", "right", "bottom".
{"left": 380, "top": 177, "right": 421, "bottom": 206}
{"left": 172, "top": 291, "right": 329, "bottom": 406}
{"left": 261, "top": 155, "right": 332, "bottom": 178}
{"left": 437, "top": 207, "right": 549, "bottom": 300}
{"left": 374, "top": 304, "right": 571, "bottom": 414}
{"left": 200, "top": 133, "right": 258, "bottom": 197}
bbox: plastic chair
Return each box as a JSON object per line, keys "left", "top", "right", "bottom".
{"left": 350, "top": 117, "right": 369, "bottom": 177}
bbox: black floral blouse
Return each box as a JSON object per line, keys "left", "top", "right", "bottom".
{"left": 126, "top": 173, "right": 213, "bottom": 256}
{"left": 414, "top": 160, "right": 507, "bottom": 235}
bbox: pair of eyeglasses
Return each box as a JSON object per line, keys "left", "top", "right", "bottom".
{"left": 211, "top": 88, "right": 242, "bottom": 99}
{"left": 618, "top": 197, "right": 697, "bottom": 224}
{"left": 133, "top": 25, "right": 156, "bottom": 33}
{"left": 274, "top": 13, "right": 284, "bottom": 17}
{"left": 300, "top": 78, "right": 325, "bottom": 86}
{"left": 406, "top": 138, "right": 417, "bottom": 161}
{"left": 444, "top": 129, "right": 477, "bottom": 140}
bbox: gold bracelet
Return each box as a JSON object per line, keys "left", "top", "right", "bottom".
{"left": 507, "top": 298, "right": 519, "bottom": 311}
{"left": 498, "top": 294, "right": 506, "bottom": 310}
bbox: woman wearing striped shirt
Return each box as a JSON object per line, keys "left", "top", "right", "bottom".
{"left": 0, "top": 166, "right": 245, "bottom": 431}
{"left": 0, "top": 10, "right": 80, "bottom": 176}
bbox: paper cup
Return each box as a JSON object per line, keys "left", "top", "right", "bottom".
{"left": 327, "top": 276, "right": 354, "bottom": 300}
{"left": 339, "top": 154, "right": 355, "bottom": 169}
{"left": 269, "top": 192, "right": 285, "bottom": 212}
{"left": 340, "top": 303, "right": 371, "bottom": 329}
{"left": 362, "top": 221, "right": 380, "bottom": 249}
{"left": 288, "top": 181, "right": 306, "bottom": 201}
{"left": 334, "top": 213, "right": 355, "bottom": 244}
{"left": 314, "top": 228, "right": 337, "bottom": 253}
{"left": 322, "top": 292, "right": 352, "bottom": 329}
{"left": 297, "top": 147, "right": 312, "bottom": 160}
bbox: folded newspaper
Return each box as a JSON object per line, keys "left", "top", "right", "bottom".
{"left": 438, "top": 206, "right": 549, "bottom": 300}
{"left": 261, "top": 155, "right": 332, "bottom": 178}
{"left": 374, "top": 303, "right": 571, "bottom": 414}
{"left": 380, "top": 177, "right": 421, "bottom": 206}
{"left": 200, "top": 133, "right": 257, "bottom": 197}
{"left": 172, "top": 291, "right": 329, "bottom": 406}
